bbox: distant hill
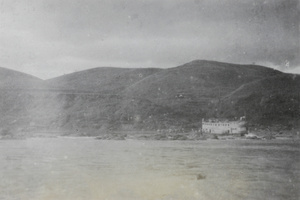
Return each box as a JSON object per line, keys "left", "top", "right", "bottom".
{"left": 116, "top": 60, "right": 285, "bottom": 129}
{"left": 0, "top": 67, "right": 44, "bottom": 136}
{"left": 123, "top": 60, "right": 282, "bottom": 108}
{"left": 0, "top": 60, "right": 299, "bottom": 136}
{"left": 0, "top": 67, "right": 42, "bottom": 89}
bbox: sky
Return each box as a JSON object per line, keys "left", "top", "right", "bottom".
{"left": 0, "top": 0, "right": 299, "bottom": 79}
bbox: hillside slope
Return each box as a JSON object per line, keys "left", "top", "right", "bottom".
{"left": 45, "top": 67, "right": 162, "bottom": 93}
{"left": 219, "top": 74, "right": 300, "bottom": 129}
{"left": 123, "top": 60, "right": 282, "bottom": 103}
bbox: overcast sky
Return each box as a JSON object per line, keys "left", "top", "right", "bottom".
{"left": 0, "top": 0, "right": 299, "bottom": 79}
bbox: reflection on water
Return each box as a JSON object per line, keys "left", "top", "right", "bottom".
{"left": 0, "top": 138, "right": 299, "bottom": 200}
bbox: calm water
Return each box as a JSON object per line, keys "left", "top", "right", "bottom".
{"left": 0, "top": 137, "right": 299, "bottom": 200}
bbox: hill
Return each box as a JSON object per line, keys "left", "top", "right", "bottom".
{"left": 0, "top": 67, "right": 42, "bottom": 89}
{"left": 0, "top": 67, "right": 44, "bottom": 136}
{"left": 0, "top": 60, "right": 299, "bottom": 137}
{"left": 116, "top": 60, "right": 284, "bottom": 129}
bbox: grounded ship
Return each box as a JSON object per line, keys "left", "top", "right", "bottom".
{"left": 202, "top": 117, "right": 247, "bottom": 135}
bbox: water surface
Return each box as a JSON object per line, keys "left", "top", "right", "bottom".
{"left": 0, "top": 138, "right": 299, "bottom": 200}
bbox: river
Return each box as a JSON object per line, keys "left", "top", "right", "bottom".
{"left": 0, "top": 137, "right": 299, "bottom": 200}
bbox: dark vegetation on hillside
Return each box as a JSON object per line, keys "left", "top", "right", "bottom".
{"left": 0, "top": 60, "right": 299, "bottom": 136}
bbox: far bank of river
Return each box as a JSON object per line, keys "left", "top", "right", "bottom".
{"left": 1, "top": 127, "right": 300, "bottom": 141}
{"left": 94, "top": 130, "right": 300, "bottom": 141}
{"left": 1, "top": 131, "right": 300, "bottom": 141}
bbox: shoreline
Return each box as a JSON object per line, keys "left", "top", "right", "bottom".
{"left": 1, "top": 129, "right": 299, "bottom": 141}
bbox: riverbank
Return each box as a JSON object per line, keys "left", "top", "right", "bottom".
{"left": 94, "top": 130, "right": 300, "bottom": 141}
{"left": 1, "top": 128, "right": 299, "bottom": 141}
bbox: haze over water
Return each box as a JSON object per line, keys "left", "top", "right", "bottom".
{"left": 0, "top": 137, "right": 299, "bottom": 200}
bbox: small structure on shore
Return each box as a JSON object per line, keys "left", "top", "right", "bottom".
{"left": 202, "top": 117, "right": 247, "bottom": 135}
